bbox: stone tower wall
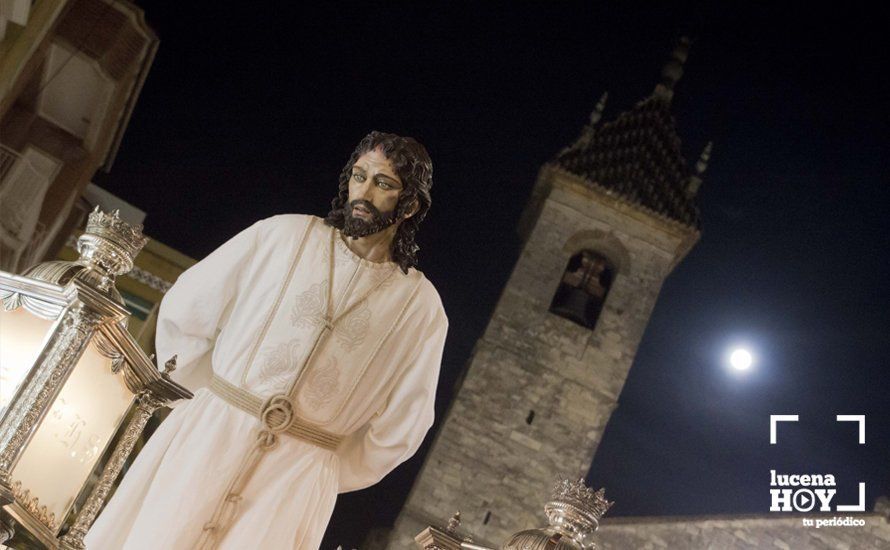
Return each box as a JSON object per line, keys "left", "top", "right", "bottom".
{"left": 387, "top": 167, "right": 699, "bottom": 547}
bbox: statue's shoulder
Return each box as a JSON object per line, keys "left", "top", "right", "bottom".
{"left": 254, "top": 213, "right": 325, "bottom": 243}
{"left": 406, "top": 269, "right": 447, "bottom": 326}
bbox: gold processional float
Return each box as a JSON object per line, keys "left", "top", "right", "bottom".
{"left": 0, "top": 208, "right": 191, "bottom": 549}
{"left": 0, "top": 208, "right": 614, "bottom": 550}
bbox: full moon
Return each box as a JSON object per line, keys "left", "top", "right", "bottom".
{"left": 729, "top": 348, "right": 753, "bottom": 370}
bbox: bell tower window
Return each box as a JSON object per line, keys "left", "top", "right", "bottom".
{"left": 549, "top": 250, "right": 614, "bottom": 329}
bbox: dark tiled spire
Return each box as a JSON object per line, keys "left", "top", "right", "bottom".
{"left": 553, "top": 37, "right": 703, "bottom": 229}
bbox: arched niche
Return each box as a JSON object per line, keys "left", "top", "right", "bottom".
{"left": 561, "top": 229, "right": 631, "bottom": 275}
{"left": 549, "top": 250, "right": 615, "bottom": 330}
{"left": 548, "top": 229, "right": 629, "bottom": 330}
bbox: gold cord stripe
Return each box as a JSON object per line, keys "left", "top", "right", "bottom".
{"left": 209, "top": 375, "right": 343, "bottom": 451}
{"left": 240, "top": 216, "right": 316, "bottom": 386}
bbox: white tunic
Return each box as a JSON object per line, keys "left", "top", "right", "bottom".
{"left": 85, "top": 214, "right": 448, "bottom": 549}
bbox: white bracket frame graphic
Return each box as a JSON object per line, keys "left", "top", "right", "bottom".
{"left": 769, "top": 413, "right": 866, "bottom": 512}
{"left": 836, "top": 414, "right": 865, "bottom": 444}
{"left": 769, "top": 414, "right": 798, "bottom": 445}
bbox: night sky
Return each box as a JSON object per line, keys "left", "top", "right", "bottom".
{"left": 96, "top": 2, "right": 889, "bottom": 546}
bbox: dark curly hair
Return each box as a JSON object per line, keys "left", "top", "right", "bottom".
{"left": 324, "top": 131, "right": 433, "bottom": 274}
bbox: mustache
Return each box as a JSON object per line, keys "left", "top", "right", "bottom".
{"left": 348, "top": 199, "right": 383, "bottom": 218}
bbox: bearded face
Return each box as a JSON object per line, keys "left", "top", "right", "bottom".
{"left": 340, "top": 147, "right": 405, "bottom": 238}
{"left": 341, "top": 198, "right": 400, "bottom": 238}
{"left": 324, "top": 131, "right": 433, "bottom": 274}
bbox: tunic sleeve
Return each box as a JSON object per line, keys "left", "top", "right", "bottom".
{"left": 155, "top": 219, "right": 263, "bottom": 402}
{"left": 336, "top": 303, "right": 448, "bottom": 493}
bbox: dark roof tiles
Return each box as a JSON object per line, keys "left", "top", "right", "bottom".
{"left": 554, "top": 95, "right": 701, "bottom": 229}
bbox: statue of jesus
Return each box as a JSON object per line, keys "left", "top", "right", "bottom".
{"left": 85, "top": 131, "right": 448, "bottom": 549}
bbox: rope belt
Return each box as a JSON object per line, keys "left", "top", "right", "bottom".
{"left": 208, "top": 374, "right": 343, "bottom": 451}
{"left": 197, "top": 375, "right": 343, "bottom": 549}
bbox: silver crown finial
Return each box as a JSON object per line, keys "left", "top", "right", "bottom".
{"left": 551, "top": 477, "right": 614, "bottom": 520}
{"left": 76, "top": 208, "right": 148, "bottom": 277}
{"left": 542, "top": 476, "right": 613, "bottom": 537}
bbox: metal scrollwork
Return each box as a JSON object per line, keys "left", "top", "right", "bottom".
{"left": 10, "top": 480, "right": 57, "bottom": 531}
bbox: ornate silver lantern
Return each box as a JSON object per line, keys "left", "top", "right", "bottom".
{"left": 0, "top": 208, "right": 191, "bottom": 549}
{"left": 415, "top": 478, "right": 612, "bottom": 550}
{"left": 501, "top": 478, "right": 613, "bottom": 550}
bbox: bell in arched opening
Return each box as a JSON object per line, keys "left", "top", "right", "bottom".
{"left": 549, "top": 250, "right": 614, "bottom": 330}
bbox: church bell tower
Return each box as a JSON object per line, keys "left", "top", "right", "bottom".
{"left": 387, "top": 37, "right": 711, "bottom": 547}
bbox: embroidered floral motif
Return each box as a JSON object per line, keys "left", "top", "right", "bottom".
{"left": 290, "top": 280, "right": 328, "bottom": 328}
{"left": 289, "top": 276, "right": 373, "bottom": 351}
{"left": 301, "top": 357, "right": 341, "bottom": 410}
{"left": 256, "top": 338, "right": 302, "bottom": 392}
{"left": 333, "top": 300, "right": 371, "bottom": 351}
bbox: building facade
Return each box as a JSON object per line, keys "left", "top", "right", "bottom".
{"left": 0, "top": 0, "right": 157, "bottom": 274}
